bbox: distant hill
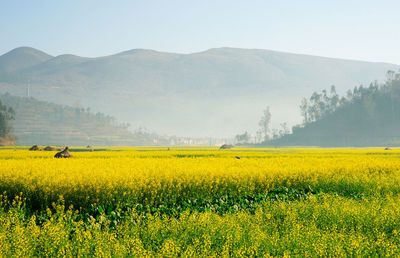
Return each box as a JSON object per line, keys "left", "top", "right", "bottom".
{"left": 270, "top": 72, "right": 400, "bottom": 147}
{"left": 0, "top": 93, "right": 166, "bottom": 146}
{"left": 0, "top": 47, "right": 53, "bottom": 74}
{"left": 0, "top": 47, "right": 398, "bottom": 137}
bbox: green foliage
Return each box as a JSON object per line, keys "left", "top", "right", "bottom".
{"left": 2, "top": 194, "right": 400, "bottom": 256}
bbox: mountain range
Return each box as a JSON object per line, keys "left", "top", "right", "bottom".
{"left": 0, "top": 46, "right": 398, "bottom": 137}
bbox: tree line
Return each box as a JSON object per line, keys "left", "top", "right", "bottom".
{"left": 235, "top": 70, "right": 400, "bottom": 145}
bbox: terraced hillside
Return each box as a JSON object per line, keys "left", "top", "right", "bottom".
{"left": 0, "top": 93, "right": 156, "bottom": 146}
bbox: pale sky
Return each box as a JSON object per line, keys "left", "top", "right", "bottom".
{"left": 1, "top": 0, "right": 400, "bottom": 64}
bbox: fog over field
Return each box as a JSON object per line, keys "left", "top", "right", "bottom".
{"left": 0, "top": 46, "right": 398, "bottom": 138}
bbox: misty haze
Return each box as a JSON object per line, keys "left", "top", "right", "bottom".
{"left": 1, "top": 47, "right": 398, "bottom": 143}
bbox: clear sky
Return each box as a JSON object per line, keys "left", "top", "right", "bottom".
{"left": 1, "top": 0, "right": 399, "bottom": 64}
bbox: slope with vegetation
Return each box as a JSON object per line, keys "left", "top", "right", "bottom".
{"left": 271, "top": 71, "right": 400, "bottom": 146}
{"left": 0, "top": 93, "right": 167, "bottom": 146}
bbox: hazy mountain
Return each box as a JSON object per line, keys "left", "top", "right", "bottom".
{"left": 0, "top": 47, "right": 53, "bottom": 74}
{"left": 0, "top": 47, "right": 398, "bottom": 137}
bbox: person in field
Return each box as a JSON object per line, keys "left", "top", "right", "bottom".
{"left": 54, "top": 146, "right": 72, "bottom": 158}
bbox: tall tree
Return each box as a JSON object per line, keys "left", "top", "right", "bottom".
{"left": 258, "top": 106, "right": 271, "bottom": 142}
{"left": 279, "top": 122, "right": 290, "bottom": 137}
{"left": 300, "top": 98, "right": 309, "bottom": 125}
{"left": 255, "top": 130, "right": 263, "bottom": 143}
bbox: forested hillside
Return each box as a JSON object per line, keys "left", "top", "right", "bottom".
{"left": 271, "top": 71, "right": 400, "bottom": 146}
{"left": 0, "top": 93, "right": 164, "bottom": 146}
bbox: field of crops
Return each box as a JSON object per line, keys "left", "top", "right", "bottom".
{"left": 1, "top": 147, "right": 400, "bottom": 256}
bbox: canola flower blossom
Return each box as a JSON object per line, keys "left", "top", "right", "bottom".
{"left": 1, "top": 147, "right": 400, "bottom": 207}
{"left": 1, "top": 147, "right": 400, "bottom": 256}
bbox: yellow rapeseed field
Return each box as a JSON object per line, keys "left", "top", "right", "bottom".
{"left": 1, "top": 147, "right": 400, "bottom": 206}
{"left": 1, "top": 146, "right": 400, "bottom": 256}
